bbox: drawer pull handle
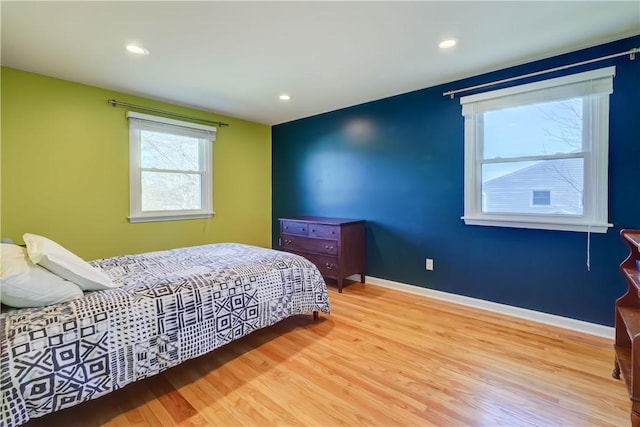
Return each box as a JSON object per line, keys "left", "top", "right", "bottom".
{"left": 325, "top": 263, "right": 334, "bottom": 270}
{"left": 325, "top": 245, "right": 334, "bottom": 250}
{"left": 311, "top": 229, "right": 315, "bottom": 232}
{"left": 284, "top": 239, "right": 292, "bottom": 244}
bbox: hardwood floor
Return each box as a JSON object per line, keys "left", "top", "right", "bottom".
{"left": 22, "top": 282, "right": 629, "bottom": 426}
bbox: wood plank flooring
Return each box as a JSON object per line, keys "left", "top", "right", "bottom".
{"left": 22, "top": 282, "right": 630, "bottom": 426}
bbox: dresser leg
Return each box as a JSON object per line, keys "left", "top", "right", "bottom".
{"left": 613, "top": 358, "right": 621, "bottom": 379}
{"left": 337, "top": 279, "right": 343, "bottom": 293}
{"left": 313, "top": 311, "right": 319, "bottom": 321}
{"left": 631, "top": 404, "right": 640, "bottom": 427}
{"left": 360, "top": 273, "right": 365, "bottom": 283}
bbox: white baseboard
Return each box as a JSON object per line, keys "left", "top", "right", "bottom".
{"left": 347, "top": 274, "right": 614, "bottom": 339}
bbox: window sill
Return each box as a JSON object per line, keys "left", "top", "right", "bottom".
{"left": 461, "top": 216, "right": 612, "bottom": 233}
{"left": 129, "top": 212, "right": 214, "bottom": 223}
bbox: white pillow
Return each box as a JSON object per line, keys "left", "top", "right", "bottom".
{"left": 0, "top": 243, "right": 84, "bottom": 308}
{"left": 23, "top": 233, "right": 118, "bottom": 291}
{"left": 0, "top": 242, "right": 30, "bottom": 278}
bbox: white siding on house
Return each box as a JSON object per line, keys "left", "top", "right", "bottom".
{"left": 482, "top": 158, "right": 583, "bottom": 215}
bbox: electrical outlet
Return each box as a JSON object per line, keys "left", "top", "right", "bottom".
{"left": 426, "top": 258, "right": 434, "bottom": 271}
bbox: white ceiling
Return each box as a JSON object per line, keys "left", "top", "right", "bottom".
{"left": 2, "top": 1, "right": 639, "bottom": 126}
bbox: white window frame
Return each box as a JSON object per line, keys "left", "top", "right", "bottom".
{"left": 128, "top": 112, "right": 216, "bottom": 223}
{"left": 460, "top": 66, "right": 615, "bottom": 233}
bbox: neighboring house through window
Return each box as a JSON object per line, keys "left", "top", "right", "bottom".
{"left": 460, "top": 66, "right": 615, "bottom": 233}
{"left": 128, "top": 112, "right": 216, "bottom": 223}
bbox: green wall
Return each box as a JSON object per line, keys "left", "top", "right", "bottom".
{"left": 1, "top": 67, "right": 272, "bottom": 260}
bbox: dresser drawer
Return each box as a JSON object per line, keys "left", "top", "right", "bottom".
{"left": 308, "top": 224, "right": 340, "bottom": 239}
{"left": 280, "top": 220, "right": 308, "bottom": 236}
{"left": 281, "top": 235, "right": 338, "bottom": 255}
{"left": 298, "top": 252, "right": 339, "bottom": 279}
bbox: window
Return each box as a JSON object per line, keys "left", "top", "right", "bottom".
{"left": 461, "top": 66, "right": 615, "bottom": 233}
{"left": 532, "top": 190, "right": 551, "bottom": 206}
{"left": 128, "top": 112, "right": 216, "bottom": 223}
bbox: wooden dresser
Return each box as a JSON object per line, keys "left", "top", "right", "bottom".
{"left": 614, "top": 229, "right": 640, "bottom": 427}
{"left": 278, "top": 216, "right": 365, "bottom": 292}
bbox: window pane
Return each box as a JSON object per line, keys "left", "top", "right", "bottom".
{"left": 141, "top": 131, "right": 201, "bottom": 171}
{"left": 141, "top": 172, "right": 202, "bottom": 211}
{"left": 482, "top": 158, "right": 583, "bottom": 215}
{"left": 532, "top": 190, "right": 551, "bottom": 206}
{"left": 483, "top": 98, "right": 583, "bottom": 159}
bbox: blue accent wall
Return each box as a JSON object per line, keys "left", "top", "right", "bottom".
{"left": 272, "top": 36, "right": 640, "bottom": 326}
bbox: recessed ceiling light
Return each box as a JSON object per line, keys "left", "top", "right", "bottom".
{"left": 439, "top": 39, "right": 457, "bottom": 49}
{"left": 279, "top": 94, "right": 291, "bottom": 101}
{"left": 126, "top": 44, "right": 149, "bottom": 55}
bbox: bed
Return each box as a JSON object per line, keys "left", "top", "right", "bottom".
{"left": 0, "top": 242, "right": 330, "bottom": 427}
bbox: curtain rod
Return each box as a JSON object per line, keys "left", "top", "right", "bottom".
{"left": 443, "top": 47, "right": 639, "bottom": 99}
{"left": 107, "top": 99, "right": 229, "bottom": 127}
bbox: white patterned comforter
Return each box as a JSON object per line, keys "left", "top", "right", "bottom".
{"left": 0, "top": 243, "right": 330, "bottom": 427}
